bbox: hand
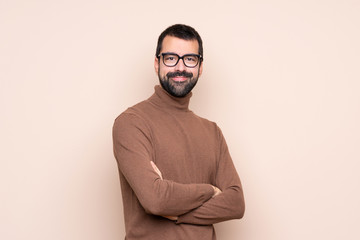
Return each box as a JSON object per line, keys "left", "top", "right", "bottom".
{"left": 150, "top": 161, "right": 163, "bottom": 180}
{"left": 163, "top": 215, "right": 178, "bottom": 221}
{"left": 150, "top": 161, "right": 178, "bottom": 221}
{"left": 211, "top": 185, "right": 222, "bottom": 198}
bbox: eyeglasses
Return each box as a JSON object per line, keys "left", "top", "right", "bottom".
{"left": 158, "top": 53, "right": 202, "bottom": 68}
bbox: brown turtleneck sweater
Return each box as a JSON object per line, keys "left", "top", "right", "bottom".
{"left": 113, "top": 85, "right": 245, "bottom": 240}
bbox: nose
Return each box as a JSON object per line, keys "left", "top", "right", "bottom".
{"left": 174, "top": 58, "right": 186, "bottom": 72}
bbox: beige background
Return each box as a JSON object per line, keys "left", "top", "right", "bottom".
{"left": 1, "top": 0, "right": 359, "bottom": 239}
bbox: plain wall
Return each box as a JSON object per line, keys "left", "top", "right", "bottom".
{"left": 1, "top": 0, "right": 359, "bottom": 239}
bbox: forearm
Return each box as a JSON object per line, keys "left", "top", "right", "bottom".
{"left": 176, "top": 185, "right": 245, "bottom": 225}
{"left": 137, "top": 175, "right": 215, "bottom": 216}
{"left": 150, "top": 162, "right": 221, "bottom": 219}
{"left": 116, "top": 153, "right": 215, "bottom": 216}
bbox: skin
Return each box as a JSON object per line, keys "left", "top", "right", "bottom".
{"left": 154, "top": 36, "right": 203, "bottom": 97}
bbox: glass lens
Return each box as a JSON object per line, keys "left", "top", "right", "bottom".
{"left": 183, "top": 55, "right": 199, "bottom": 67}
{"left": 163, "top": 54, "right": 179, "bottom": 66}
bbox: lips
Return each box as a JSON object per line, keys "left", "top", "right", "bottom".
{"left": 172, "top": 76, "right": 188, "bottom": 82}
{"left": 166, "top": 71, "right": 193, "bottom": 82}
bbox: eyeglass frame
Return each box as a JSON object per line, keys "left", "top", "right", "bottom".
{"left": 157, "top": 52, "right": 203, "bottom": 68}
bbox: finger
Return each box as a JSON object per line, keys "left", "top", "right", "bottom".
{"left": 211, "top": 186, "right": 222, "bottom": 197}
{"left": 150, "top": 161, "right": 163, "bottom": 179}
{"left": 162, "top": 215, "right": 178, "bottom": 221}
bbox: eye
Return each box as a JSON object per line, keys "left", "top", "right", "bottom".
{"left": 164, "top": 54, "right": 178, "bottom": 62}
{"left": 185, "top": 57, "right": 196, "bottom": 62}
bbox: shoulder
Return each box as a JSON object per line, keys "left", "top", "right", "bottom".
{"left": 114, "top": 99, "right": 152, "bottom": 123}
{"left": 191, "top": 112, "right": 222, "bottom": 135}
{"left": 113, "top": 100, "right": 153, "bottom": 133}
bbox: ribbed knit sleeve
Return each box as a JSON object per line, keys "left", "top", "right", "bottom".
{"left": 176, "top": 126, "right": 245, "bottom": 225}
{"left": 113, "top": 112, "right": 214, "bottom": 216}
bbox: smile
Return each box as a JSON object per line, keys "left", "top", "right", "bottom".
{"left": 171, "top": 76, "right": 188, "bottom": 82}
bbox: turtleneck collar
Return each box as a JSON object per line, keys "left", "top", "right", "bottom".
{"left": 148, "top": 85, "right": 192, "bottom": 111}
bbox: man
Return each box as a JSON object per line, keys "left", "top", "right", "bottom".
{"left": 113, "top": 24, "right": 245, "bottom": 240}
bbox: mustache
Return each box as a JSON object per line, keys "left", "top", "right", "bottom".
{"left": 166, "top": 71, "right": 193, "bottom": 78}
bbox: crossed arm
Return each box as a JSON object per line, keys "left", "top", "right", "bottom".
{"left": 113, "top": 112, "right": 245, "bottom": 225}
{"left": 150, "top": 161, "right": 222, "bottom": 221}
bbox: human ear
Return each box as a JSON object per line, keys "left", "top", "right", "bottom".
{"left": 199, "top": 61, "right": 204, "bottom": 77}
{"left": 154, "top": 57, "right": 159, "bottom": 74}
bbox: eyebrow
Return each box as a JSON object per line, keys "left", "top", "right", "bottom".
{"left": 162, "top": 52, "right": 199, "bottom": 56}
{"left": 162, "top": 52, "right": 177, "bottom": 55}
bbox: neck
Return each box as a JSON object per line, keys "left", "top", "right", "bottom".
{"left": 149, "top": 85, "right": 192, "bottom": 111}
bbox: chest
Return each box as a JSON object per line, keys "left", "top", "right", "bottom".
{"left": 149, "top": 112, "right": 218, "bottom": 184}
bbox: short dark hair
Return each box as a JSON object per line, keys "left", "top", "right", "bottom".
{"left": 155, "top": 24, "right": 203, "bottom": 58}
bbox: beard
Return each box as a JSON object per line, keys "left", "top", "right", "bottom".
{"left": 158, "top": 70, "right": 199, "bottom": 98}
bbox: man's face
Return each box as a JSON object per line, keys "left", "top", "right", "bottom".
{"left": 155, "top": 36, "right": 203, "bottom": 98}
